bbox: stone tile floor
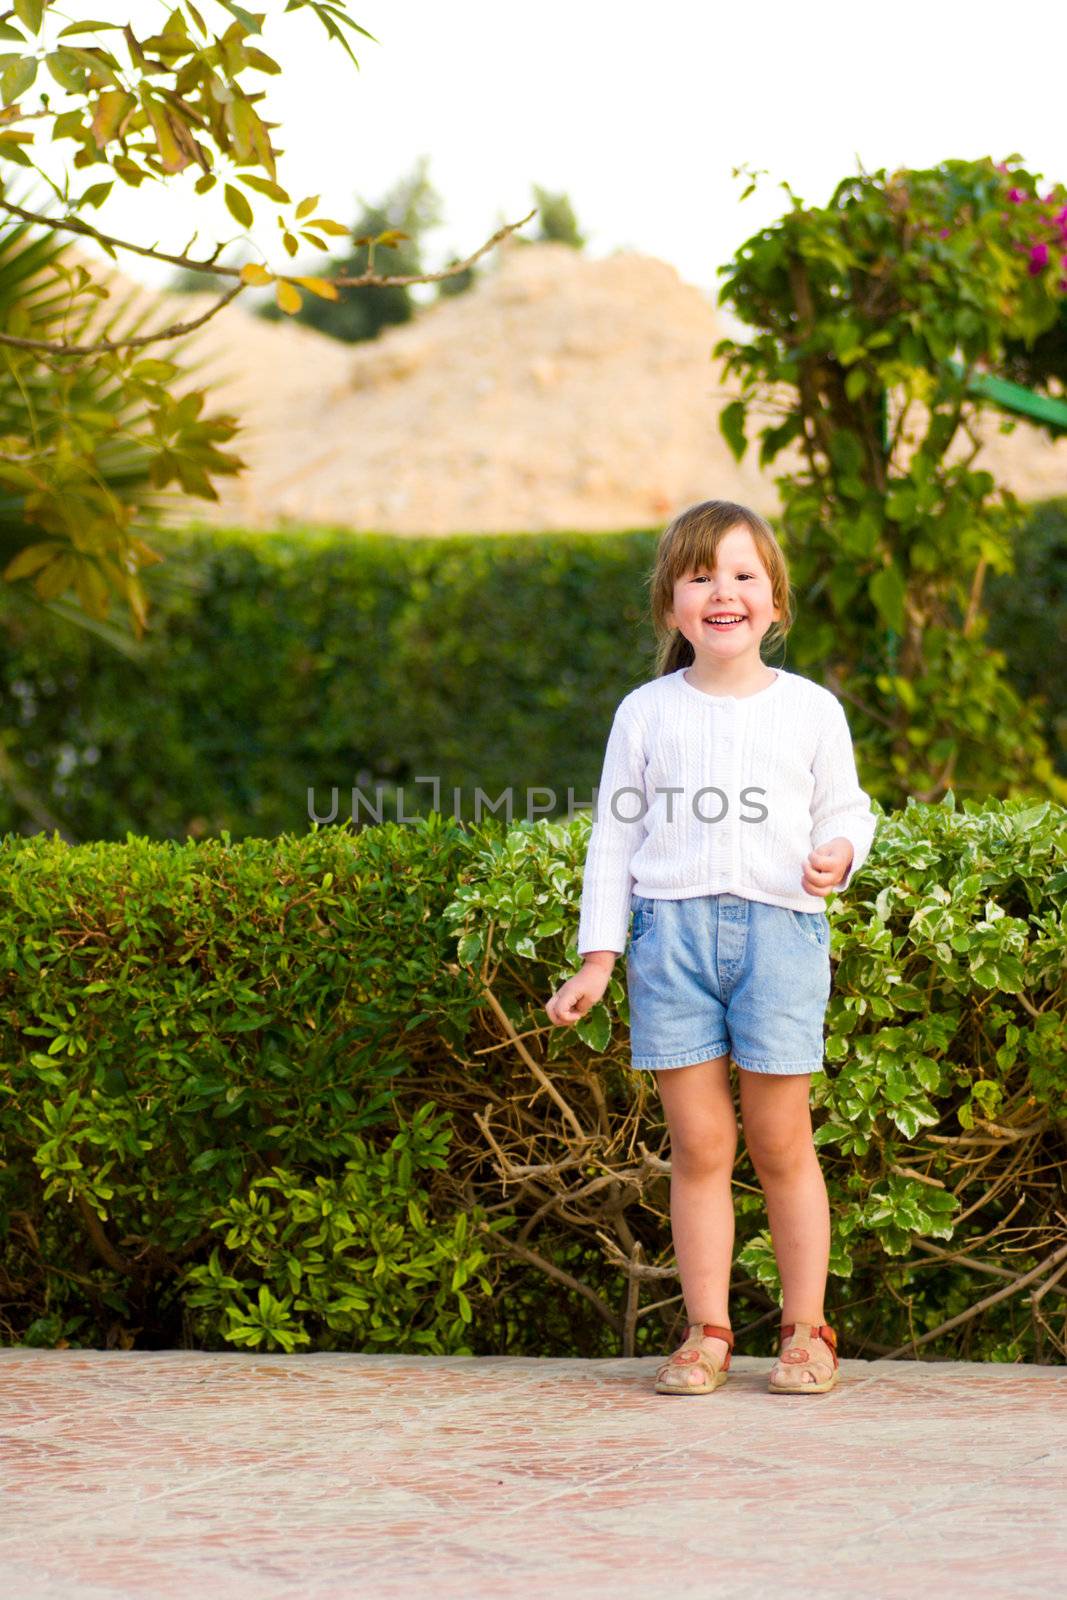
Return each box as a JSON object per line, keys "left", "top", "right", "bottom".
{"left": 0, "top": 1350, "right": 1065, "bottom": 1599}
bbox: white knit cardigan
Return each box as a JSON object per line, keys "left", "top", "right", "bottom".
{"left": 576, "top": 666, "right": 879, "bottom": 956}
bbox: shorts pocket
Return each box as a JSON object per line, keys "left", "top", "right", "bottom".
{"left": 629, "top": 893, "right": 656, "bottom": 947}
{"left": 789, "top": 908, "right": 830, "bottom": 949}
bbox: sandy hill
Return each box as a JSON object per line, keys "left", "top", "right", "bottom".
{"left": 83, "top": 239, "right": 1066, "bottom": 534}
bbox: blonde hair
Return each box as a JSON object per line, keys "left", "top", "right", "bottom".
{"left": 647, "top": 500, "right": 795, "bottom": 676}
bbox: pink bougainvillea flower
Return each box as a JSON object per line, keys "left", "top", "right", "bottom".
{"left": 939, "top": 227, "right": 952, "bottom": 238}
{"left": 1029, "top": 241, "right": 1049, "bottom": 274}
{"left": 1006, "top": 187, "right": 1029, "bottom": 202}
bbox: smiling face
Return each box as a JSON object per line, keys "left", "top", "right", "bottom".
{"left": 665, "top": 524, "right": 781, "bottom": 662}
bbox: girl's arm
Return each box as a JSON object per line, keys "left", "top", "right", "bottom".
{"left": 808, "top": 697, "right": 878, "bottom": 892}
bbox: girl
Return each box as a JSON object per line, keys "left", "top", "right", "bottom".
{"left": 544, "top": 500, "right": 878, "bottom": 1395}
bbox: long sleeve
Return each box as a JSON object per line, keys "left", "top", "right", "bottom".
{"left": 809, "top": 697, "right": 878, "bottom": 892}
{"left": 576, "top": 702, "right": 649, "bottom": 955}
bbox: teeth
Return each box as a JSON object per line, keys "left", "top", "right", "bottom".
{"left": 706, "top": 615, "right": 743, "bottom": 624}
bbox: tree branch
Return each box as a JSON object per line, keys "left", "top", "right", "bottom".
{"left": 881, "top": 1240, "right": 1067, "bottom": 1358}
{"left": 477, "top": 1222, "right": 617, "bottom": 1329}
{"left": 909, "top": 1236, "right": 1067, "bottom": 1301}
{"left": 476, "top": 980, "right": 589, "bottom": 1144}
{"left": 75, "top": 1193, "right": 132, "bottom": 1276}
{"left": 0, "top": 196, "right": 538, "bottom": 358}
{"left": 0, "top": 282, "right": 245, "bottom": 358}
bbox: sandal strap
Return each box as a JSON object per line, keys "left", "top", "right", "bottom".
{"left": 692, "top": 1323, "right": 734, "bottom": 1349}
{"left": 779, "top": 1322, "right": 839, "bottom": 1367}
{"left": 686, "top": 1323, "right": 733, "bottom": 1370}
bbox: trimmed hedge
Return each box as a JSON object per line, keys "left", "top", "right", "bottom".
{"left": 0, "top": 525, "right": 657, "bottom": 843}
{"left": 0, "top": 815, "right": 496, "bottom": 1352}
{"left": 1, "top": 503, "right": 1063, "bottom": 846}
{"left": 2, "top": 794, "right": 1065, "bottom": 1361}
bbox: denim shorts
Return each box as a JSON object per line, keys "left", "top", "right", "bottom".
{"left": 625, "top": 891, "right": 832, "bottom": 1075}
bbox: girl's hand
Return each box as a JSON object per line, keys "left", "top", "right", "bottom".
{"left": 545, "top": 959, "right": 612, "bottom": 1026}
{"left": 801, "top": 838, "right": 854, "bottom": 897}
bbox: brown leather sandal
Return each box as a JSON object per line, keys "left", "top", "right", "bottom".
{"left": 654, "top": 1322, "right": 734, "bottom": 1395}
{"left": 768, "top": 1321, "right": 840, "bottom": 1393}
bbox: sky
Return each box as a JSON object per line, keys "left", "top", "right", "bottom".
{"left": 35, "top": 0, "right": 1067, "bottom": 317}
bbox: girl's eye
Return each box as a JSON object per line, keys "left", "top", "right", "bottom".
{"left": 691, "top": 573, "right": 755, "bottom": 582}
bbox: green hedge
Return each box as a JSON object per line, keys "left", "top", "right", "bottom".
{"left": 0, "top": 815, "right": 497, "bottom": 1352}
{"left": 1, "top": 504, "right": 1063, "bottom": 845}
{"left": 0, "top": 525, "right": 657, "bottom": 843}
{"left": 2, "top": 794, "right": 1065, "bottom": 1361}
{"left": 985, "top": 497, "right": 1067, "bottom": 764}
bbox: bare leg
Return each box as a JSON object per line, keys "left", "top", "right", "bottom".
{"left": 654, "top": 1054, "right": 738, "bottom": 1384}
{"left": 738, "top": 1070, "right": 831, "bottom": 1386}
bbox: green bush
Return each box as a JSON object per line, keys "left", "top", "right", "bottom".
{"left": 182, "top": 1114, "right": 491, "bottom": 1354}
{"left": 0, "top": 524, "right": 656, "bottom": 843}
{"left": 0, "top": 816, "right": 507, "bottom": 1352}
{"left": 447, "top": 790, "right": 1067, "bottom": 1363}
{"left": 2, "top": 794, "right": 1065, "bottom": 1361}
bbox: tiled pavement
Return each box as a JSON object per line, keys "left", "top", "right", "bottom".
{"left": 1, "top": 1351, "right": 1065, "bottom": 1599}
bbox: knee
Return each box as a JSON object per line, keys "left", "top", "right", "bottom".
{"left": 744, "top": 1125, "right": 813, "bottom": 1183}
{"left": 671, "top": 1118, "right": 739, "bottom": 1179}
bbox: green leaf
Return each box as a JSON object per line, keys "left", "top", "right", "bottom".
{"left": 77, "top": 181, "right": 113, "bottom": 210}
{"left": 131, "top": 358, "right": 179, "bottom": 383}
{"left": 13, "top": 0, "right": 43, "bottom": 36}
{"left": 719, "top": 400, "right": 748, "bottom": 462}
{"left": 574, "top": 1002, "right": 610, "bottom": 1053}
{"left": 45, "top": 49, "right": 88, "bottom": 92}
{"left": 844, "top": 366, "right": 868, "bottom": 400}
{"left": 1, "top": 54, "right": 36, "bottom": 104}
{"left": 869, "top": 562, "right": 906, "bottom": 632}
{"left": 236, "top": 172, "right": 290, "bottom": 203}
{"left": 189, "top": 1148, "right": 227, "bottom": 1173}
{"left": 913, "top": 1056, "right": 940, "bottom": 1092}
{"left": 57, "top": 20, "right": 122, "bottom": 36}
{"left": 217, "top": 2, "right": 263, "bottom": 35}
{"left": 757, "top": 413, "right": 803, "bottom": 467}
{"left": 224, "top": 183, "right": 254, "bottom": 228}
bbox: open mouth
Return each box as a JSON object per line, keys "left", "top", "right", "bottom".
{"left": 703, "top": 615, "right": 746, "bottom": 630}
